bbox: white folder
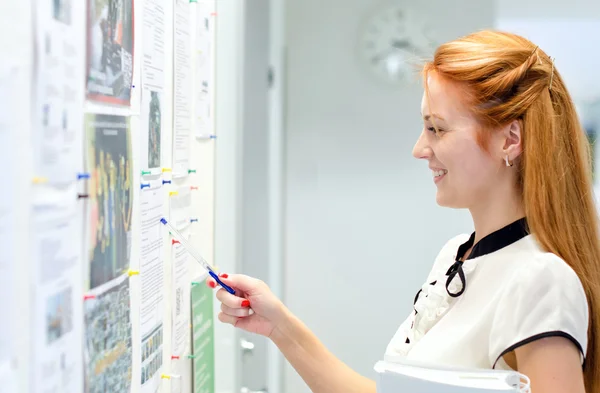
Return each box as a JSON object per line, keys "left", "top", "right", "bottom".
{"left": 374, "top": 356, "right": 530, "bottom": 393}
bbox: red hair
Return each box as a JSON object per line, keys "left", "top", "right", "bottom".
{"left": 423, "top": 30, "right": 600, "bottom": 392}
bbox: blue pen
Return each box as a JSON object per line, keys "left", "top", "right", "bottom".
{"left": 160, "top": 218, "right": 236, "bottom": 294}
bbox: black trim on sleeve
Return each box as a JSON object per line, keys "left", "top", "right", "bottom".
{"left": 492, "top": 331, "right": 585, "bottom": 369}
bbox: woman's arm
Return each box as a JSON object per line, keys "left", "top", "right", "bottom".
{"left": 271, "top": 309, "right": 376, "bottom": 393}
{"left": 210, "top": 274, "right": 376, "bottom": 393}
{"left": 512, "top": 336, "right": 586, "bottom": 393}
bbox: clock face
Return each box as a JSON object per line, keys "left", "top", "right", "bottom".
{"left": 357, "top": 4, "right": 438, "bottom": 85}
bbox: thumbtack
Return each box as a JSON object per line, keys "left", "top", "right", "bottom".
{"left": 172, "top": 239, "right": 181, "bottom": 245}
{"left": 169, "top": 191, "right": 179, "bottom": 197}
{"left": 141, "top": 170, "right": 151, "bottom": 176}
{"left": 161, "top": 374, "right": 171, "bottom": 380}
{"left": 211, "top": 12, "right": 217, "bottom": 16}
{"left": 171, "top": 355, "right": 180, "bottom": 360}
{"left": 84, "top": 294, "right": 96, "bottom": 300}
{"left": 78, "top": 194, "right": 89, "bottom": 199}
{"left": 77, "top": 173, "right": 91, "bottom": 180}
{"left": 162, "top": 168, "right": 172, "bottom": 173}
{"left": 187, "top": 354, "right": 196, "bottom": 359}
{"left": 191, "top": 281, "right": 200, "bottom": 286}
{"left": 141, "top": 183, "right": 150, "bottom": 189}
{"left": 190, "top": 218, "right": 198, "bottom": 223}
{"left": 197, "top": 134, "right": 217, "bottom": 140}
{"left": 188, "top": 169, "right": 197, "bottom": 174}
{"left": 162, "top": 180, "right": 172, "bottom": 185}
{"left": 190, "top": 186, "right": 198, "bottom": 190}
{"left": 32, "top": 177, "right": 48, "bottom": 184}
{"left": 128, "top": 270, "right": 140, "bottom": 277}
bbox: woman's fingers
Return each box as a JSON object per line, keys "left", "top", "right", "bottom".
{"left": 215, "top": 288, "right": 251, "bottom": 309}
{"left": 221, "top": 303, "right": 254, "bottom": 318}
{"left": 218, "top": 312, "right": 239, "bottom": 326}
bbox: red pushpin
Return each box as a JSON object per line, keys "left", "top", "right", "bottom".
{"left": 171, "top": 355, "right": 180, "bottom": 360}
{"left": 172, "top": 239, "right": 181, "bottom": 245}
{"left": 84, "top": 294, "right": 96, "bottom": 301}
{"left": 190, "top": 186, "right": 198, "bottom": 190}
{"left": 211, "top": 12, "right": 217, "bottom": 16}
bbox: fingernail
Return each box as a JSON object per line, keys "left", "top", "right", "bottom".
{"left": 248, "top": 308, "right": 254, "bottom": 316}
{"left": 241, "top": 300, "right": 250, "bottom": 307}
{"left": 219, "top": 273, "right": 228, "bottom": 278}
{"left": 208, "top": 281, "right": 216, "bottom": 288}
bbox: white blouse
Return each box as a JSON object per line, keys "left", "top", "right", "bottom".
{"left": 385, "top": 218, "right": 589, "bottom": 370}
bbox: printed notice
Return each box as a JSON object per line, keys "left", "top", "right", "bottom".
{"left": 173, "top": 0, "right": 193, "bottom": 176}
{"left": 195, "top": 0, "right": 215, "bottom": 138}
{"left": 32, "top": 196, "right": 83, "bottom": 393}
{"left": 140, "top": 180, "right": 165, "bottom": 393}
{"left": 169, "top": 185, "right": 192, "bottom": 230}
{"left": 34, "top": 0, "right": 85, "bottom": 184}
{"left": 142, "top": 0, "right": 166, "bottom": 90}
{"left": 171, "top": 229, "right": 191, "bottom": 357}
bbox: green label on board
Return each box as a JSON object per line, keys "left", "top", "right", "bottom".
{"left": 191, "top": 282, "right": 215, "bottom": 393}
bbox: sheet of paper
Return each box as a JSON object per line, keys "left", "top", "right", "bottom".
{"left": 84, "top": 114, "right": 133, "bottom": 393}
{"left": 31, "top": 195, "right": 83, "bottom": 393}
{"left": 34, "top": 0, "right": 85, "bottom": 184}
{"left": 85, "top": 114, "right": 133, "bottom": 289}
{"left": 86, "top": 0, "right": 135, "bottom": 105}
{"left": 173, "top": 0, "right": 193, "bottom": 176}
{"left": 142, "top": 0, "right": 166, "bottom": 91}
{"left": 140, "top": 180, "right": 165, "bottom": 393}
{"left": 171, "top": 229, "right": 191, "bottom": 357}
{"left": 0, "top": 361, "right": 16, "bottom": 393}
{"left": 141, "top": 88, "right": 164, "bottom": 171}
{"left": 169, "top": 185, "right": 192, "bottom": 230}
{"left": 191, "top": 281, "right": 215, "bottom": 393}
{"left": 0, "top": 63, "right": 19, "bottom": 389}
{"left": 194, "top": 0, "right": 215, "bottom": 138}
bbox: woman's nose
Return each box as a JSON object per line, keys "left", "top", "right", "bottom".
{"left": 412, "top": 131, "right": 432, "bottom": 160}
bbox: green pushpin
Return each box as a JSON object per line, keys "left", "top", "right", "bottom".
{"left": 187, "top": 354, "right": 196, "bottom": 359}
{"left": 188, "top": 169, "right": 197, "bottom": 174}
{"left": 191, "top": 281, "right": 200, "bottom": 286}
{"left": 141, "top": 170, "right": 151, "bottom": 176}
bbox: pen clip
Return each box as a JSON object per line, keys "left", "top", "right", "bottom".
{"left": 209, "top": 271, "right": 235, "bottom": 295}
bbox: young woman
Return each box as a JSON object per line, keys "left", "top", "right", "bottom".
{"left": 207, "top": 30, "right": 600, "bottom": 393}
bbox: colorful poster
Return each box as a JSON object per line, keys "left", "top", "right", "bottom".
{"left": 86, "top": 0, "right": 135, "bottom": 105}
{"left": 86, "top": 114, "right": 133, "bottom": 289}
{"left": 191, "top": 280, "right": 215, "bottom": 393}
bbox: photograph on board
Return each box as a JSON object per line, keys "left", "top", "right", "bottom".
{"left": 46, "top": 287, "right": 74, "bottom": 344}
{"left": 52, "top": 0, "right": 72, "bottom": 24}
{"left": 86, "top": 0, "right": 134, "bottom": 105}
{"left": 141, "top": 88, "right": 162, "bottom": 170}
{"left": 85, "top": 114, "right": 133, "bottom": 290}
{"left": 84, "top": 276, "right": 132, "bottom": 393}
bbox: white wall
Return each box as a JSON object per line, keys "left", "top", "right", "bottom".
{"left": 283, "top": 1, "right": 492, "bottom": 392}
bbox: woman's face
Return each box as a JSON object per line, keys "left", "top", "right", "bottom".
{"left": 412, "top": 73, "right": 505, "bottom": 209}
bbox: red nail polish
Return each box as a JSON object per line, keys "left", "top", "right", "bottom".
{"left": 208, "top": 281, "right": 216, "bottom": 288}
{"left": 241, "top": 300, "right": 250, "bottom": 307}
{"left": 219, "top": 273, "right": 228, "bottom": 278}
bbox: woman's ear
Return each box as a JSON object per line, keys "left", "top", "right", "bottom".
{"left": 502, "top": 119, "right": 523, "bottom": 161}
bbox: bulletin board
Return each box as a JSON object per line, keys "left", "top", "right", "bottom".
{"left": 0, "top": 0, "right": 217, "bottom": 392}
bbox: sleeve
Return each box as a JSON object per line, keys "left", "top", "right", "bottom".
{"left": 489, "top": 252, "right": 589, "bottom": 369}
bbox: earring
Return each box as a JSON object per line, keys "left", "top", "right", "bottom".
{"left": 505, "top": 155, "right": 513, "bottom": 167}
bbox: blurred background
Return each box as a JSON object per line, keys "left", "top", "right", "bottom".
{"left": 214, "top": 1, "right": 600, "bottom": 392}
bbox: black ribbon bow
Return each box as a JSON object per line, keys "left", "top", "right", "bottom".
{"left": 445, "top": 260, "right": 466, "bottom": 297}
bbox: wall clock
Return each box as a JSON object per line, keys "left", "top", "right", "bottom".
{"left": 357, "top": 3, "right": 438, "bottom": 85}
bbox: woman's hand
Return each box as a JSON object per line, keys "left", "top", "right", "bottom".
{"left": 207, "top": 273, "right": 287, "bottom": 338}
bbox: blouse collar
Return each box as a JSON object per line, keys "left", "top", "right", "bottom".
{"left": 456, "top": 217, "right": 530, "bottom": 261}
{"left": 445, "top": 217, "right": 529, "bottom": 298}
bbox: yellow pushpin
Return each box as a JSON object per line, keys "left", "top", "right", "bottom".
{"left": 161, "top": 374, "right": 171, "bottom": 380}
{"left": 33, "top": 177, "right": 48, "bottom": 184}
{"left": 128, "top": 270, "right": 140, "bottom": 277}
{"left": 162, "top": 168, "right": 172, "bottom": 173}
{"left": 169, "top": 191, "right": 179, "bottom": 197}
